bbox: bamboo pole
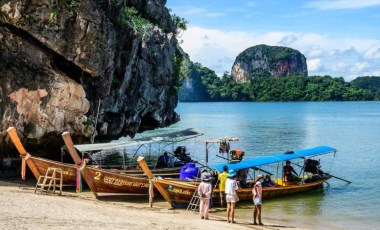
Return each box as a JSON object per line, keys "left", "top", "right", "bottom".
{"left": 137, "top": 156, "right": 173, "bottom": 206}
{"left": 6, "top": 127, "right": 41, "bottom": 179}
{"left": 61, "top": 131, "right": 99, "bottom": 198}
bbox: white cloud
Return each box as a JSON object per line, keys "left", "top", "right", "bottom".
{"left": 372, "top": 70, "right": 380, "bottom": 75}
{"left": 279, "top": 34, "right": 298, "bottom": 46}
{"left": 305, "top": 0, "right": 380, "bottom": 10}
{"left": 350, "top": 62, "right": 370, "bottom": 74}
{"left": 179, "top": 26, "right": 380, "bottom": 80}
{"left": 363, "top": 44, "right": 380, "bottom": 59}
{"left": 171, "top": 6, "right": 224, "bottom": 17}
{"left": 305, "top": 47, "right": 325, "bottom": 58}
{"left": 307, "top": 59, "right": 323, "bottom": 72}
{"left": 332, "top": 62, "right": 350, "bottom": 72}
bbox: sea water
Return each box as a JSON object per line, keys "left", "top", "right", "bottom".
{"left": 140, "top": 101, "right": 380, "bottom": 229}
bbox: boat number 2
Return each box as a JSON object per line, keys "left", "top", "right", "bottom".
{"left": 94, "top": 172, "right": 101, "bottom": 180}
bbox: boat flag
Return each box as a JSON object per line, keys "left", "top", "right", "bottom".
{"left": 76, "top": 159, "right": 87, "bottom": 193}
{"left": 21, "top": 153, "right": 31, "bottom": 180}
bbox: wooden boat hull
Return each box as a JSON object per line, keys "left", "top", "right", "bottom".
{"left": 153, "top": 178, "right": 330, "bottom": 206}
{"left": 7, "top": 127, "right": 181, "bottom": 196}
{"left": 27, "top": 157, "right": 77, "bottom": 185}
{"left": 85, "top": 167, "right": 151, "bottom": 194}
{"left": 26, "top": 157, "right": 150, "bottom": 192}
{"left": 25, "top": 156, "right": 183, "bottom": 194}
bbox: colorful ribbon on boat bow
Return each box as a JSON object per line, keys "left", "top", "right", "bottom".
{"left": 76, "top": 159, "right": 87, "bottom": 193}
{"left": 21, "top": 153, "right": 31, "bottom": 180}
{"left": 148, "top": 177, "right": 158, "bottom": 208}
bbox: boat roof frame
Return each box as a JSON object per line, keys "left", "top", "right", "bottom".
{"left": 73, "top": 128, "right": 204, "bottom": 152}
{"left": 212, "top": 145, "right": 337, "bottom": 172}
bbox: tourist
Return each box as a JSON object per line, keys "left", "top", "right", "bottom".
{"left": 217, "top": 165, "right": 228, "bottom": 207}
{"left": 225, "top": 169, "right": 239, "bottom": 223}
{"left": 156, "top": 152, "right": 169, "bottom": 168}
{"left": 197, "top": 172, "right": 212, "bottom": 219}
{"left": 209, "top": 170, "right": 217, "bottom": 208}
{"left": 252, "top": 174, "right": 264, "bottom": 226}
{"left": 262, "top": 174, "right": 277, "bottom": 187}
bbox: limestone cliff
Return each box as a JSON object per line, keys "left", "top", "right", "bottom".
{"left": 178, "top": 62, "right": 212, "bottom": 102}
{"left": 0, "top": 0, "right": 185, "bottom": 157}
{"left": 232, "top": 44, "right": 308, "bottom": 83}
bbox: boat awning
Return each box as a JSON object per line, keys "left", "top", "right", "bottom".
{"left": 212, "top": 146, "right": 337, "bottom": 172}
{"left": 74, "top": 128, "right": 203, "bottom": 152}
{"left": 203, "top": 137, "right": 239, "bottom": 143}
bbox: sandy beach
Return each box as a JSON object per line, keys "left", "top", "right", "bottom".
{"left": 0, "top": 179, "right": 306, "bottom": 230}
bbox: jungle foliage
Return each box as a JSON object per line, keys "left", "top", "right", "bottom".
{"left": 181, "top": 63, "right": 379, "bottom": 102}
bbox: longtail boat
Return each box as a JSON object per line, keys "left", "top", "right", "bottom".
{"left": 143, "top": 146, "right": 339, "bottom": 207}
{"left": 7, "top": 127, "right": 78, "bottom": 185}
{"left": 6, "top": 127, "right": 202, "bottom": 196}
{"left": 61, "top": 131, "right": 202, "bottom": 196}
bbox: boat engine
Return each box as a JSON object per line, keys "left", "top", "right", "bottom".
{"left": 174, "top": 146, "right": 192, "bottom": 163}
{"left": 229, "top": 149, "right": 245, "bottom": 162}
{"left": 304, "top": 159, "right": 324, "bottom": 176}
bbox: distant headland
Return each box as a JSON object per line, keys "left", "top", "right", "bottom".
{"left": 179, "top": 44, "right": 380, "bottom": 102}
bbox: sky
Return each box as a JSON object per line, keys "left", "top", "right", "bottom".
{"left": 166, "top": 0, "right": 380, "bottom": 81}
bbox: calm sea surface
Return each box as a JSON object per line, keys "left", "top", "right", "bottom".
{"left": 139, "top": 102, "right": 380, "bottom": 229}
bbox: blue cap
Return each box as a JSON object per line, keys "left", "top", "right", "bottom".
{"left": 228, "top": 169, "right": 236, "bottom": 177}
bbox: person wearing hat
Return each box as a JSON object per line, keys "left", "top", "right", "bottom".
{"left": 217, "top": 165, "right": 229, "bottom": 207}
{"left": 197, "top": 172, "right": 212, "bottom": 220}
{"left": 225, "top": 169, "right": 239, "bottom": 223}
{"left": 252, "top": 174, "right": 264, "bottom": 226}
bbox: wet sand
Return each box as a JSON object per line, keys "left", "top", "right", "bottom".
{"left": 0, "top": 179, "right": 307, "bottom": 230}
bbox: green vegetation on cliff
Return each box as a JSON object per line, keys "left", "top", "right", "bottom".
{"left": 351, "top": 76, "right": 380, "bottom": 99}
{"left": 179, "top": 63, "right": 378, "bottom": 102}
{"left": 233, "top": 45, "right": 308, "bottom": 81}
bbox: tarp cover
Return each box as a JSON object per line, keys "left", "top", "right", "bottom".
{"left": 212, "top": 146, "right": 336, "bottom": 172}
{"left": 74, "top": 128, "right": 203, "bottom": 152}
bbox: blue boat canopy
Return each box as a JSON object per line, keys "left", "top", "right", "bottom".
{"left": 212, "top": 146, "right": 337, "bottom": 172}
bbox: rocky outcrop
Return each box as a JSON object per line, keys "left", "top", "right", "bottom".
{"left": 232, "top": 45, "right": 308, "bottom": 83}
{"left": 178, "top": 62, "right": 212, "bottom": 102}
{"left": 0, "top": 0, "right": 183, "bottom": 157}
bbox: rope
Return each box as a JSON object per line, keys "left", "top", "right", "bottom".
{"left": 76, "top": 159, "right": 87, "bottom": 193}
{"left": 21, "top": 153, "right": 31, "bottom": 180}
{"left": 148, "top": 177, "right": 158, "bottom": 207}
{"left": 328, "top": 153, "right": 336, "bottom": 174}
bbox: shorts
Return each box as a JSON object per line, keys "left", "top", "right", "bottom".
{"left": 226, "top": 194, "right": 239, "bottom": 203}
{"left": 253, "top": 197, "right": 262, "bottom": 206}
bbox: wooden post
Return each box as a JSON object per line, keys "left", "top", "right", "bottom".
{"left": 137, "top": 156, "right": 173, "bottom": 206}
{"left": 205, "top": 142, "right": 209, "bottom": 164}
{"left": 61, "top": 131, "right": 98, "bottom": 198}
{"left": 6, "top": 127, "right": 41, "bottom": 179}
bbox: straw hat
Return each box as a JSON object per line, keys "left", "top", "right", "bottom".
{"left": 257, "top": 174, "right": 264, "bottom": 179}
